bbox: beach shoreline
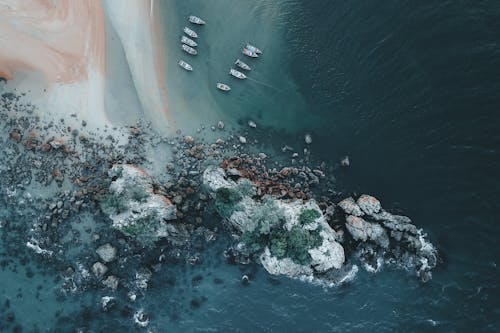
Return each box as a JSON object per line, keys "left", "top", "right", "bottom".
{"left": 0, "top": 0, "right": 175, "bottom": 134}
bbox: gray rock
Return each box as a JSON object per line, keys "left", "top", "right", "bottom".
{"left": 340, "top": 156, "right": 350, "bottom": 166}
{"left": 96, "top": 243, "right": 117, "bottom": 263}
{"left": 226, "top": 168, "right": 242, "bottom": 177}
{"left": 102, "top": 164, "right": 179, "bottom": 244}
{"left": 172, "top": 195, "right": 183, "bottom": 205}
{"left": 102, "top": 275, "right": 119, "bottom": 290}
{"left": 338, "top": 197, "right": 364, "bottom": 216}
{"left": 101, "top": 296, "right": 115, "bottom": 311}
{"left": 345, "top": 215, "right": 389, "bottom": 248}
{"left": 357, "top": 194, "right": 381, "bottom": 215}
{"left": 92, "top": 262, "right": 108, "bottom": 277}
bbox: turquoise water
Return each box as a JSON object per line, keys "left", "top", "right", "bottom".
{"left": 1, "top": 0, "right": 500, "bottom": 331}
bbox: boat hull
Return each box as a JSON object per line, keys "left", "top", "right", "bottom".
{"left": 182, "top": 45, "right": 197, "bottom": 55}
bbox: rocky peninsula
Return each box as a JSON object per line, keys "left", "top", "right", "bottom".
{"left": 0, "top": 92, "right": 438, "bottom": 329}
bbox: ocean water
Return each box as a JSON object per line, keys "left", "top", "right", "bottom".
{"left": 1, "top": 0, "right": 500, "bottom": 332}
{"left": 159, "top": 1, "right": 500, "bottom": 331}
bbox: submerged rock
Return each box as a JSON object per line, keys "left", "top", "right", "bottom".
{"left": 101, "top": 296, "right": 115, "bottom": 311}
{"left": 340, "top": 156, "right": 350, "bottom": 167}
{"left": 133, "top": 310, "right": 149, "bottom": 328}
{"left": 91, "top": 262, "right": 108, "bottom": 277}
{"left": 102, "top": 275, "right": 119, "bottom": 290}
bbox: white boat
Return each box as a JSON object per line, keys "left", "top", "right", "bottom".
{"left": 235, "top": 59, "right": 251, "bottom": 71}
{"left": 181, "top": 36, "right": 197, "bottom": 47}
{"left": 184, "top": 27, "right": 198, "bottom": 38}
{"left": 217, "top": 83, "right": 231, "bottom": 91}
{"left": 189, "top": 15, "right": 206, "bottom": 25}
{"left": 229, "top": 68, "right": 247, "bottom": 79}
{"left": 246, "top": 43, "right": 262, "bottom": 54}
{"left": 242, "top": 47, "right": 258, "bottom": 58}
{"left": 182, "top": 44, "right": 197, "bottom": 55}
{"left": 178, "top": 60, "right": 193, "bottom": 71}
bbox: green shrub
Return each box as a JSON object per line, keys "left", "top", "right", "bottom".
{"left": 118, "top": 212, "right": 159, "bottom": 246}
{"left": 268, "top": 225, "right": 323, "bottom": 266}
{"left": 299, "top": 209, "right": 321, "bottom": 225}
{"left": 287, "top": 226, "right": 323, "bottom": 265}
{"left": 245, "top": 196, "right": 285, "bottom": 234}
{"left": 236, "top": 179, "right": 256, "bottom": 197}
{"left": 100, "top": 194, "right": 128, "bottom": 215}
{"left": 128, "top": 185, "right": 149, "bottom": 202}
{"left": 214, "top": 187, "right": 243, "bottom": 218}
{"left": 241, "top": 229, "right": 267, "bottom": 255}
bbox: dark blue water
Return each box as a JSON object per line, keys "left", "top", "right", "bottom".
{"left": 159, "top": 1, "right": 500, "bottom": 331}
{"left": 285, "top": 0, "right": 500, "bottom": 330}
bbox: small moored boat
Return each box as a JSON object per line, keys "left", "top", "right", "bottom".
{"left": 182, "top": 44, "right": 197, "bottom": 55}
{"left": 229, "top": 68, "right": 247, "bottom": 79}
{"left": 235, "top": 59, "right": 251, "bottom": 71}
{"left": 217, "top": 83, "right": 231, "bottom": 91}
{"left": 184, "top": 27, "right": 198, "bottom": 38}
{"left": 178, "top": 60, "right": 193, "bottom": 71}
{"left": 246, "top": 43, "right": 262, "bottom": 54}
{"left": 181, "top": 36, "right": 197, "bottom": 47}
{"left": 189, "top": 15, "right": 206, "bottom": 25}
{"left": 242, "top": 47, "right": 258, "bottom": 58}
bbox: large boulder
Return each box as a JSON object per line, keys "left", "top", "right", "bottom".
{"left": 345, "top": 215, "right": 389, "bottom": 248}
{"left": 356, "top": 194, "right": 381, "bottom": 215}
{"left": 338, "top": 197, "right": 364, "bottom": 216}
{"left": 101, "top": 164, "right": 186, "bottom": 245}
{"left": 338, "top": 194, "right": 437, "bottom": 282}
{"left": 260, "top": 248, "right": 313, "bottom": 277}
{"left": 96, "top": 243, "right": 117, "bottom": 263}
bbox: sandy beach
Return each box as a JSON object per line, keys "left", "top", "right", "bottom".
{"left": 0, "top": 0, "right": 172, "bottom": 132}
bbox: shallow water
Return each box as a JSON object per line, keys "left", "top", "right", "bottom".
{"left": 1, "top": 0, "right": 500, "bottom": 332}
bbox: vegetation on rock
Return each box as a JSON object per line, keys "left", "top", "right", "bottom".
{"left": 299, "top": 208, "right": 321, "bottom": 225}
{"left": 269, "top": 226, "right": 323, "bottom": 265}
{"left": 214, "top": 187, "right": 243, "bottom": 218}
{"left": 100, "top": 194, "right": 128, "bottom": 215}
{"left": 233, "top": 196, "right": 324, "bottom": 266}
{"left": 118, "top": 212, "right": 160, "bottom": 246}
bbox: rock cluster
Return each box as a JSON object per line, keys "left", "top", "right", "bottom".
{"left": 101, "top": 164, "right": 188, "bottom": 245}
{"left": 203, "top": 166, "right": 346, "bottom": 282}
{"left": 338, "top": 195, "right": 438, "bottom": 282}
{"left": 204, "top": 165, "right": 437, "bottom": 283}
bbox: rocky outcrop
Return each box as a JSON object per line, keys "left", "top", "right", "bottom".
{"left": 339, "top": 194, "right": 437, "bottom": 282}
{"left": 345, "top": 215, "right": 389, "bottom": 248}
{"left": 203, "top": 166, "right": 346, "bottom": 281}
{"left": 204, "top": 166, "right": 437, "bottom": 283}
{"left": 101, "top": 164, "right": 187, "bottom": 245}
